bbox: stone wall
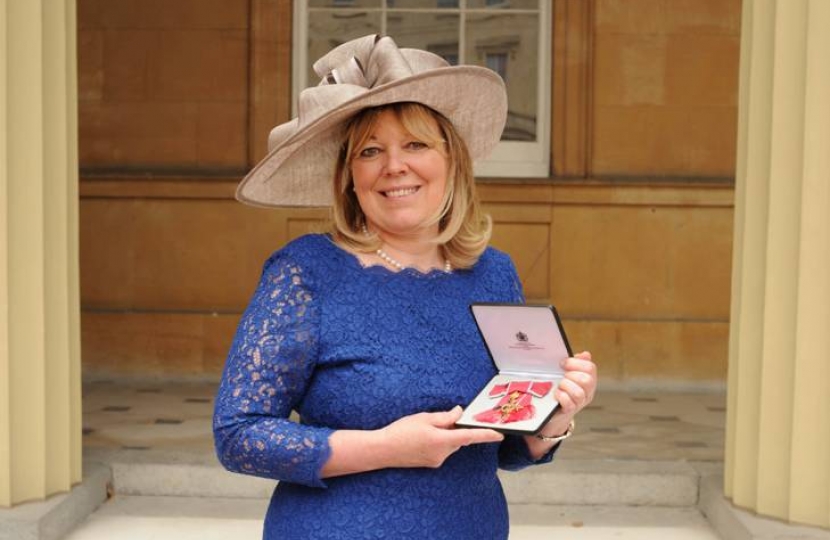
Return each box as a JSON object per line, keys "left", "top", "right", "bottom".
{"left": 77, "top": 0, "right": 740, "bottom": 385}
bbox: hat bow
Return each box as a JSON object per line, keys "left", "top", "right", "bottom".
{"left": 268, "top": 35, "right": 449, "bottom": 152}
{"left": 242, "top": 33, "right": 507, "bottom": 208}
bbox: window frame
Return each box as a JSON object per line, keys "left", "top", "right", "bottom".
{"left": 292, "top": 0, "right": 552, "bottom": 178}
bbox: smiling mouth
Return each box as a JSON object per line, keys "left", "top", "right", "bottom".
{"left": 382, "top": 186, "right": 420, "bottom": 198}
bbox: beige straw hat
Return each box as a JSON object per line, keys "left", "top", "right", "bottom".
{"left": 236, "top": 34, "right": 508, "bottom": 208}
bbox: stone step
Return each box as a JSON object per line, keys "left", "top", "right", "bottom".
{"left": 501, "top": 459, "right": 703, "bottom": 507}
{"left": 64, "top": 495, "right": 722, "bottom": 540}
{"left": 97, "top": 456, "right": 709, "bottom": 507}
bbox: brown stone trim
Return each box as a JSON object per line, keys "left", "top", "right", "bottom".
{"left": 479, "top": 182, "right": 733, "bottom": 208}
{"left": 248, "top": 0, "right": 293, "bottom": 167}
{"left": 79, "top": 176, "right": 733, "bottom": 207}
{"left": 80, "top": 177, "right": 237, "bottom": 199}
{"left": 551, "top": 0, "right": 594, "bottom": 178}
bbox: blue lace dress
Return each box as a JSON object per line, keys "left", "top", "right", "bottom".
{"left": 213, "top": 234, "right": 557, "bottom": 539}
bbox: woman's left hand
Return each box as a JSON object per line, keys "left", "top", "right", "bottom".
{"left": 554, "top": 351, "right": 597, "bottom": 420}
{"left": 525, "top": 351, "right": 597, "bottom": 457}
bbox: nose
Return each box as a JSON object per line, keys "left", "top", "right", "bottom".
{"left": 382, "top": 147, "right": 408, "bottom": 176}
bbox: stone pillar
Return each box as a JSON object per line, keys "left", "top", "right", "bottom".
{"left": 726, "top": 0, "right": 830, "bottom": 529}
{"left": 0, "top": 0, "right": 82, "bottom": 506}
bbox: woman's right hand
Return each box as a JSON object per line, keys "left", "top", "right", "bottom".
{"left": 321, "top": 406, "right": 503, "bottom": 478}
{"left": 375, "top": 406, "right": 504, "bottom": 469}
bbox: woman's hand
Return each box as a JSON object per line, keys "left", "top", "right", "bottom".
{"left": 324, "top": 353, "right": 598, "bottom": 477}
{"left": 376, "top": 406, "right": 504, "bottom": 469}
{"left": 553, "top": 350, "right": 597, "bottom": 420}
{"left": 525, "top": 351, "right": 597, "bottom": 459}
{"left": 321, "top": 406, "right": 503, "bottom": 478}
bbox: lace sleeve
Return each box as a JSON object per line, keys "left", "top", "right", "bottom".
{"left": 213, "top": 251, "right": 333, "bottom": 488}
{"left": 498, "top": 433, "right": 558, "bottom": 470}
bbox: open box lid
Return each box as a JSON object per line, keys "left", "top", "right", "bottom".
{"left": 470, "top": 303, "right": 572, "bottom": 378}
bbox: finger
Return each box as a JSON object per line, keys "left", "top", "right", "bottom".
{"left": 565, "top": 371, "right": 597, "bottom": 403}
{"left": 575, "top": 350, "right": 592, "bottom": 361}
{"left": 561, "top": 377, "right": 587, "bottom": 403}
{"left": 555, "top": 387, "right": 576, "bottom": 415}
{"left": 449, "top": 428, "right": 504, "bottom": 447}
{"left": 565, "top": 370, "right": 596, "bottom": 391}
{"left": 568, "top": 367, "right": 598, "bottom": 396}
{"left": 558, "top": 378, "right": 586, "bottom": 410}
{"left": 561, "top": 356, "right": 597, "bottom": 376}
{"left": 429, "top": 406, "right": 464, "bottom": 428}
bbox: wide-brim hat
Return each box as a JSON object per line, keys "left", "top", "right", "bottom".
{"left": 236, "top": 34, "right": 508, "bottom": 208}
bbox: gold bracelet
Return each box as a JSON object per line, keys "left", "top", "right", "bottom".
{"left": 534, "top": 419, "right": 575, "bottom": 443}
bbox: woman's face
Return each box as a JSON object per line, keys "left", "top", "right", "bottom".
{"left": 350, "top": 109, "right": 448, "bottom": 239}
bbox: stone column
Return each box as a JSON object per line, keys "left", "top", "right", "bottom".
{"left": 0, "top": 0, "right": 82, "bottom": 506}
{"left": 726, "top": 0, "right": 830, "bottom": 529}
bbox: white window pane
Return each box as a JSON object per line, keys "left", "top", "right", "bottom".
{"left": 389, "top": 0, "right": 458, "bottom": 7}
{"left": 467, "top": 13, "right": 538, "bottom": 142}
{"left": 387, "top": 13, "right": 460, "bottom": 65}
{"left": 307, "top": 11, "right": 383, "bottom": 84}
{"left": 468, "top": 0, "right": 539, "bottom": 9}
{"left": 485, "top": 52, "right": 507, "bottom": 80}
{"left": 297, "top": 0, "right": 550, "bottom": 177}
{"left": 309, "top": 0, "right": 381, "bottom": 7}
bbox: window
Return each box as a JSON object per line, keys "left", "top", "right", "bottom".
{"left": 485, "top": 52, "right": 508, "bottom": 82}
{"left": 295, "top": 0, "right": 551, "bottom": 177}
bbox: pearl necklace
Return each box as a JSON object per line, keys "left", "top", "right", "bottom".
{"left": 362, "top": 225, "right": 452, "bottom": 273}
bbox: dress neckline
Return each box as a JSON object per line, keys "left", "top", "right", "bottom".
{"left": 321, "top": 234, "right": 454, "bottom": 279}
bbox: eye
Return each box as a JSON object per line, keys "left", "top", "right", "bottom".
{"left": 405, "top": 140, "right": 429, "bottom": 151}
{"left": 357, "top": 146, "right": 382, "bottom": 159}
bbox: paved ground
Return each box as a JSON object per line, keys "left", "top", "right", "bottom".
{"left": 80, "top": 380, "right": 727, "bottom": 462}
{"left": 66, "top": 515, "right": 721, "bottom": 540}
{"left": 64, "top": 380, "right": 728, "bottom": 539}
{"left": 64, "top": 496, "right": 722, "bottom": 540}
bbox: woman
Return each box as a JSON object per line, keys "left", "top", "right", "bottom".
{"left": 214, "top": 35, "right": 597, "bottom": 539}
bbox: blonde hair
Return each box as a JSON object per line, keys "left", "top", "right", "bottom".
{"left": 330, "top": 102, "right": 492, "bottom": 270}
